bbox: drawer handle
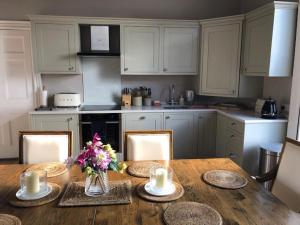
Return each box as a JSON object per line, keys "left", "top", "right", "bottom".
{"left": 67, "top": 118, "right": 72, "bottom": 122}
{"left": 163, "top": 68, "right": 168, "bottom": 72}
{"left": 231, "top": 122, "right": 236, "bottom": 126}
{"left": 198, "top": 116, "right": 203, "bottom": 119}
{"left": 124, "top": 68, "right": 128, "bottom": 71}
{"left": 68, "top": 66, "right": 74, "bottom": 70}
{"left": 230, "top": 134, "right": 235, "bottom": 138}
{"left": 139, "top": 116, "right": 146, "bottom": 120}
{"left": 165, "top": 116, "right": 170, "bottom": 119}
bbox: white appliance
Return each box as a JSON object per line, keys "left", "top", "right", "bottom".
{"left": 54, "top": 93, "right": 81, "bottom": 108}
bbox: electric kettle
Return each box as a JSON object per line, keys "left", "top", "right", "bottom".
{"left": 261, "top": 98, "right": 278, "bottom": 119}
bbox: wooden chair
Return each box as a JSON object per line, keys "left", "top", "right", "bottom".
{"left": 256, "top": 137, "right": 300, "bottom": 212}
{"left": 19, "top": 131, "right": 72, "bottom": 164}
{"left": 124, "top": 130, "right": 173, "bottom": 161}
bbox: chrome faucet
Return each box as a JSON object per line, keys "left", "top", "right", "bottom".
{"left": 169, "top": 84, "right": 176, "bottom": 105}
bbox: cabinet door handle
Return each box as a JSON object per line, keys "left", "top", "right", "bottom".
{"left": 139, "top": 116, "right": 146, "bottom": 120}
{"left": 198, "top": 116, "right": 203, "bottom": 119}
{"left": 230, "top": 134, "right": 235, "bottom": 138}
{"left": 229, "top": 153, "right": 237, "bottom": 158}
{"left": 163, "top": 68, "right": 168, "bottom": 72}
{"left": 67, "top": 117, "right": 73, "bottom": 122}
{"left": 165, "top": 116, "right": 170, "bottom": 119}
{"left": 231, "top": 122, "right": 236, "bottom": 126}
{"left": 68, "top": 66, "right": 74, "bottom": 70}
{"left": 124, "top": 68, "right": 128, "bottom": 71}
{"left": 232, "top": 90, "right": 235, "bottom": 94}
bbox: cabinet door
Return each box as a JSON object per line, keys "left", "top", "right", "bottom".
{"left": 200, "top": 23, "right": 241, "bottom": 97}
{"left": 163, "top": 27, "right": 198, "bottom": 74}
{"left": 225, "top": 130, "right": 243, "bottom": 165}
{"left": 216, "top": 114, "right": 227, "bottom": 157}
{"left": 31, "top": 114, "right": 80, "bottom": 156}
{"left": 242, "top": 14, "right": 273, "bottom": 76}
{"left": 164, "top": 113, "right": 195, "bottom": 159}
{"left": 123, "top": 113, "right": 163, "bottom": 131}
{"left": 194, "top": 112, "right": 217, "bottom": 158}
{"left": 35, "top": 23, "right": 77, "bottom": 73}
{"left": 122, "top": 26, "right": 160, "bottom": 74}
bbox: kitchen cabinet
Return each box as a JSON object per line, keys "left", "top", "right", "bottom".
{"left": 164, "top": 112, "right": 196, "bottom": 159}
{"left": 121, "top": 24, "right": 199, "bottom": 75}
{"left": 216, "top": 114, "right": 227, "bottom": 157}
{"left": 121, "top": 26, "right": 160, "bottom": 75}
{"left": 199, "top": 16, "right": 243, "bottom": 97}
{"left": 242, "top": 2, "right": 297, "bottom": 77}
{"left": 162, "top": 27, "right": 198, "bottom": 74}
{"left": 193, "top": 112, "right": 217, "bottom": 158}
{"left": 32, "top": 23, "right": 79, "bottom": 74}
{"left": 216, "top": 113, "right": 287, "bottom": 175}
{"left": 225, "top": 129, "right": 244, "bottom": 165}
{"left": 122, "top": 113, "right": 163, "bottom": 131}
{"left": 30, "top": 114, "right": 80, "bottom": 156}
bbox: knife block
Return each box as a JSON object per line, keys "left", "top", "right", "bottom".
{"left": 122, "top": 94, "right": 132, "bottom": 106}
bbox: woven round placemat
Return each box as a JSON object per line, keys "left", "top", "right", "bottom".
{"left": 202, "top": 170, "right": 248, "bottom": 189}
{"left": 0, "top": 214, "right": 21, "bottom": 225}
{"left": 136, "top": 181, "right": 184, "bottom": 202}
{"left": 26, "top": 162, "right": 68, "bottom": 178}
{"left": 9, "top": 183, "right": 61, "bottom": 208}
{"left": 164, "top": 202, "right": 223, "bottom": 225}
{"left": 127, "top": 161, "right": 161, "bottom": 178}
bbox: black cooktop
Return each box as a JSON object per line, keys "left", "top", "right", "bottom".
{"left": 79, "top": 105, "right": 121, "bottom": 111}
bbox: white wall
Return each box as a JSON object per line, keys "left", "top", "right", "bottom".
{"left": 0, "top": 0, "right": 241, "bottom": 20}
{"left": 263, "top": 77, "right": 292, "bottom": 108}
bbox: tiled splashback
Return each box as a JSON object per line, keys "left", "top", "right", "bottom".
{"left": 121, "top": 75, "right": 196, "bottom": 103}
{"left": 41, "top": 58, "right": 291, "bottom": 109}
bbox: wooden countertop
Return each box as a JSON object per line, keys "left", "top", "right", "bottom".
{"left": 0, "top": 159, "right": 299, "bottom": 225}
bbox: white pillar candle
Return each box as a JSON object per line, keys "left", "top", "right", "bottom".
{"left": 26, "top": 171, "right": 40, "bottom": 194}
{"left": 155, "top": 168, "right": 168, "bottom": 189}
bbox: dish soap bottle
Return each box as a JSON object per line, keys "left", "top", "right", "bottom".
{"left": 179, "top": 95, "right": 185, "bottom": 106}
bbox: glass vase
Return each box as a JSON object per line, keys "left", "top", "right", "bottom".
{"left": 84, "top": 171, "right": 110, "bottom": 197}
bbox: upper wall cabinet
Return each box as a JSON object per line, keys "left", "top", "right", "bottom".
{"left": 242, "top": 2, "right": 298, "bottom": 77}
{"left": 31, "top": 21, "right": 80, "bottom": 74}
{"left": 162, "top": 27, "right": 198, "bottom": 74}
{"left": 121, "top": 24, "right": 199, "bottom": 75}
{"left": 122, "top": 26, "right": 160, "bottom": 75}
{"left": 199, "top": 16, "right": 243, "bottom": 97}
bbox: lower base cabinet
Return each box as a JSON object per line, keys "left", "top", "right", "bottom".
{"left": 194, "top": 112, "right": 217, "bottom": 158}
{"left": 30, "top": 114, "right": 80, "bottom": 157}
{"left": 216, "top": 113, "right": 287, "bottom": 175}
{"left": 164, "top": 112, "right": 196, "bottom": 159}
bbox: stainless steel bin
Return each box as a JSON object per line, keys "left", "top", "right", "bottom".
{"left": 259, "top": 143, "right": 283, "bottom": 190}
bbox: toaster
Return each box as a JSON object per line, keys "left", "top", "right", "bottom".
{"left": 54, "top": 93, "right": 81, "bottom": 108}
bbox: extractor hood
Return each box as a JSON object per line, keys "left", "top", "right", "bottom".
{"left": 77, "top": 24, "right": 120, "bottom": 57}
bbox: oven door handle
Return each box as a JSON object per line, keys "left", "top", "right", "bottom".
{"left": 105, "top": 121, "right": 119, "bottom": 124}
{"left": 80, "top": 122, "right": 92, "bottom": 125}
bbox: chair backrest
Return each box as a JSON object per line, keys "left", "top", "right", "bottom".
{"left": 271, "top": 138, "right": 300, "bottom": 212}
{"left": 19, "top": 131, "right": 72, "bottom": 164}
{"left": 124, "top": 130, "right": 173, "bottom": 161}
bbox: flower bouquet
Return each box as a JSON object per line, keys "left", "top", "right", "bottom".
{"left": 76, "top": 133, "right": 126, "bottom": 196}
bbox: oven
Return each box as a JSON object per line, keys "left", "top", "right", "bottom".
{"left": 79, "top": 114, "right": 120, "bottom": 152}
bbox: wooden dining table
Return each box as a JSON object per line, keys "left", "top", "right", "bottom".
{"left": 0, "top": 158, "right": 299, "bottom": 225}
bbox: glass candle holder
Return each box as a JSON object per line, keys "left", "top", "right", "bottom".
{"left": 20, "top": 170, "right": 47, "bottom": 196}
{"left": 150, "top": 165, "right": 173, "bottom": 191}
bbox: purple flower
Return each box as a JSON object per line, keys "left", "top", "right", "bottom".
{"left": 75, "top": 133, "right": 120, "bottom": 173}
